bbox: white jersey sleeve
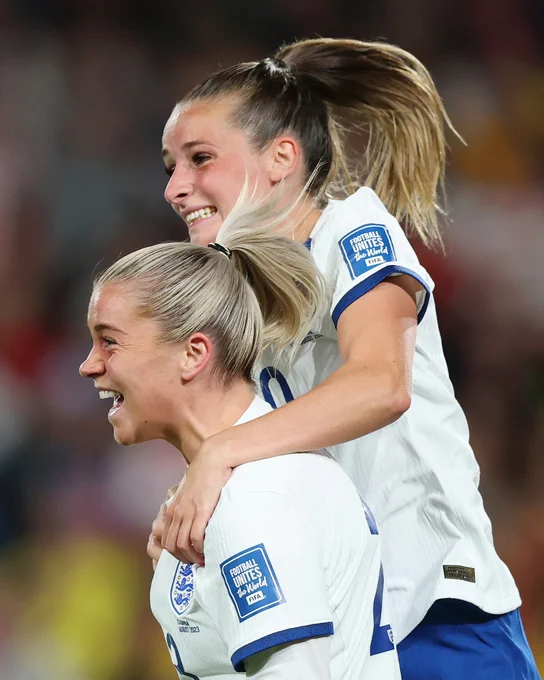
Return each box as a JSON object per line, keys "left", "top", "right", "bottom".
{"left": 325, "top": 188, "right": 435, "bottom": 327}
{"left": 198, "top": 487, "right": 334, "bottom": 673}
{"left": 244, "top": 636, "right": 331, "bottom": 679}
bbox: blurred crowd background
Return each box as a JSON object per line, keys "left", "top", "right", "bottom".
{"left": 0, "top": 0, "right": 543, "bottom": 678}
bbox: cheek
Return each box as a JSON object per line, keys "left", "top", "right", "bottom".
{"left": 138, "top": 366, "right": 178, "bottom": 406}
{"left": 206, "top": 156, "right": 268, "bottom": 209}
{"left": 212, "top": 165, "right": 246, "bottom": 206}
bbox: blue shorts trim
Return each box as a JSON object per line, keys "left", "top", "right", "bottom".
{"left": 397, "top": 599, "right": 541, "bottom": 680}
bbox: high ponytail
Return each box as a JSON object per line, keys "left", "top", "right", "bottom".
{"left": 277, "top": 38, "right": 462, "bottom": 246}
{"left": 93, "top": 193, "right": 326, "bottom": 383}
{"left": 181, "top": 37, "right": 462, "bottom": 247}
{"left": 215, "top": 182, "right": 327, "bottom": 353}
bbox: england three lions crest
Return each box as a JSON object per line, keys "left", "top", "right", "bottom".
{"left": 170, "top": 562, "right": 195, "bottom": 616}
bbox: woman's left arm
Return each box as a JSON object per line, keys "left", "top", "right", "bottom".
{"left": 163, "top": 275, "right": 419, "bottom": 562}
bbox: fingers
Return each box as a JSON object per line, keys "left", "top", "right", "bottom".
{"left": 159, "top": 461, "right": 227, "bottom": 566}
{"left": 162, "top": 502, "right": 196, "bottom": 564}
{"left": 148, "top": 501, "right": 168, "bottom": 570}
{"left": 160, "top": 487, "right": 178, "bottom": 541}
{"left": 151, "top": 502, "right": 167, "bottom": 540}
{"left": 189, "top": 513, "right": 208, "bottom": 557}
{"left": 162, "top": 502, "right": 174, "bottom": 550}
{"left": 162, "top": 499, "right": 205, "bottom": 565}
{"left": 176, "top": 519, "right": 204, "bottom": 565}
{"left": 166, "top": 485, "right": 179, "bottom": 501}
{"left": 147, "top": 532, "right": 163, "bottom": 565}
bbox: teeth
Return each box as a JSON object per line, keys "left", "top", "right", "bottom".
{"left": 185, "top": 206, "right": 217, "bottom": 226}
{"left": 99, "top": 390, "right": 122, "bottom": 400}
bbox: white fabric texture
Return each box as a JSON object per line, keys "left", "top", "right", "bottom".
{"left": 257, "top": 187, "right": 521, "bottom": 641}
{"left": 151, "top": 396, "right": 401, "bottom": 679}
{"left": 244, "top": 636, "right": 331, "bottom": 679}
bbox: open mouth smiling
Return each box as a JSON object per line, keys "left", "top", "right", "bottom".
{"left": 184, "top": 206, "right": 217, "bottom": 227}
{"left": 99, "top": 389, "right": 125, "bottom": 417}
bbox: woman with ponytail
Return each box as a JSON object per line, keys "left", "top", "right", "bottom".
{"left": 155, "top": 38, "right": 539, "bottom": 679}
{"left": 79, "top": 202, "right": 401, "bottom": 679}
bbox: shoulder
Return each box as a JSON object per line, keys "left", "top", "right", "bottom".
{"left": 226, "top": 452, "right": 346, "bottom": 495}
{"left": 311, "top": 188, "right": 436, "bottom": 325}
{"left": 310, "top": 187, "right": 409, "bottom": 269}
{"left": 314, "top": 188, "right": 396, "bottom": 237}
{"left": 214, "top": 453, "right": 359, "bottom": 522}
{"left": 337, "top": 186, "right": 391, "bottom": 219}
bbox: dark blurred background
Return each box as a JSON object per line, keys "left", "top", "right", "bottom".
{"left": 0, "top": 0, "right": 543, "bottom": 677}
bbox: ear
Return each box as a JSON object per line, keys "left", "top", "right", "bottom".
{"left": 266, "top": 136, "right": 301, "bottom": 185}
{"left": 179, "top": 333, "right": 214, "bottom": 381}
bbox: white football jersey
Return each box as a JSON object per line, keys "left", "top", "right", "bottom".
{"left": 151, "top": 396, "right": 400, "bottom": 680}
{"left": 257, "top": 187, "right": 521, "bottom": 642}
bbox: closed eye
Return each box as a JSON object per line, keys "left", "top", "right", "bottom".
{"left": 102, "top": 337, "right": 117, "bottom": 348}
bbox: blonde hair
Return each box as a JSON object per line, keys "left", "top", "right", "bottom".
{"left": 94, "top": 193, "right": 326, "bottom": 382}
{"left": 182, "top": 37, "right": 463, "bottom": 247}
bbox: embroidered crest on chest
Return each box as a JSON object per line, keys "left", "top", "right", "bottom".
{"left": 170, "top": 562, "right": 195, "bottom": 616}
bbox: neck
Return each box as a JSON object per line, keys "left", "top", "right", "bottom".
{"left": 277, "top": 191, "right": 322, "bottom": 244}
{"left": 165, "top": 379, "right": 255, "bottom": 464}
{"left": 293, "top": 205, "right": 322, "bottom": 243}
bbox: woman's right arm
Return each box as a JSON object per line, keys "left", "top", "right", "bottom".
{"left": 160, "top": 274, "right": 418, "bottom": 563}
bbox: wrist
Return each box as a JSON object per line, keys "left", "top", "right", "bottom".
{"left": 198, "top": 428, "right": 238, "bottom": 470}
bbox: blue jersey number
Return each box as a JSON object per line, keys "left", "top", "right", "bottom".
{"left": 362, "top": 501, "right": 395, "bottom": 655}
{"left": 166, "top": 634, "right": 200, "bottom": 680}
{"left": 259, "top": 367, "right": 295, "bottom": 408}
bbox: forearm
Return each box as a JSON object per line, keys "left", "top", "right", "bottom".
{"left": 213, "top": 363, "right": 410, "bottom": 468}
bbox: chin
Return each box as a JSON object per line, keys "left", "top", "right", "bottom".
{"left": 113, "top": 432, "right": 134, "bottom": 447}
{"left": 112, "top": 425, "right": 140, "bottom": 447}
{"left": 187, "top": 216, "right": 222, "bottom": 246}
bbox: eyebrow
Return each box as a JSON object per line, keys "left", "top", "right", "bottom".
{"left": 161, "top": 139, "right": 215, "bottom": 159}
{"left": 93, "top": 323, "right": 127, "bottom": 335}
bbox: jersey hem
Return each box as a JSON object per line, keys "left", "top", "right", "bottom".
{"left": 231, "top": 621, "right": 334, "bottom": 672}
{"left": 331, "top": 264, "right": 432, "bottom": 328}
{"left": 397, "top": 589, "right": 522, "bottom": 642}
{"left": 431, "top": 583, "right": 522, "bottom": 618}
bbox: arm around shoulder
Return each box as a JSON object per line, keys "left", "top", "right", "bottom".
{"left": 335, "top": 273, "right": 419, "bottom": 423}
{"left": 213, "top": 272, "right": 418, "bottom": 465}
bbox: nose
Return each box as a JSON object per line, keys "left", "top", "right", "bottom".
{"left": 79, "top": 347, "right": 105, "bottom": 378}
{"left": 164, "top": 165, "right": 194, "bottom": 206}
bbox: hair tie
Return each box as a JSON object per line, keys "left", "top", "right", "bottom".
{"left": 261, "top": 57, "right": 291, "bottom": 74}
{"left": 208, "top": 242, "right": 232, "bottom": 259}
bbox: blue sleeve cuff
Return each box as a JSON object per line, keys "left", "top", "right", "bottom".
{"left": 331, "top": 264, "right": 431, "bottom": 328}
{"left": 231, "top": 622, "right": 334, "bottom": 672}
